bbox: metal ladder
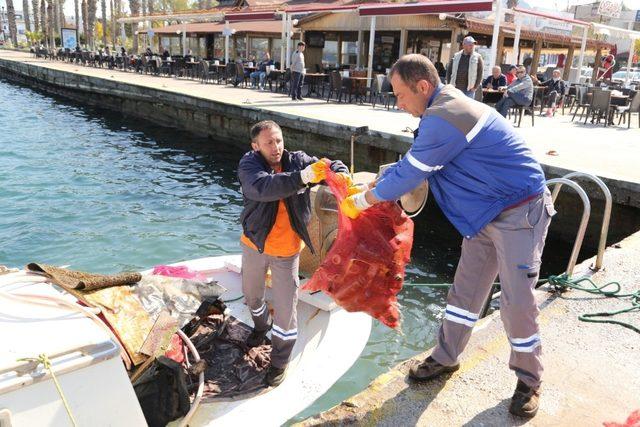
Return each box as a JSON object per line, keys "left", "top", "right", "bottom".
{"left": 547, "top": 172, "right": 612, "bottom": 276}
{"left": 481, "top": 172, "right": 612, "bottom": 317}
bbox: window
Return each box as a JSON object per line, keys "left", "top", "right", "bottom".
{"left": 234, "top": 36, "right": 246, "bottom": 60}
{"left": 169, "top": 37, "right": 181, "bottom": 55}
{"left": 214, "top": 35, "right": 224, "bottom": 59}
{"left": 341, "top": 41, "right": 357, "bottom": 65}
{"left": 250, "top": 38, "right": 268, "bottom": 61}
{"left": 322, "top": 40, "right": 338, "bottom": 67}
{"left": 187, "top": 37, "right": 205, "bottom": 58}
{"left": 271, "top": 38, "right": 282, "bottom": 66}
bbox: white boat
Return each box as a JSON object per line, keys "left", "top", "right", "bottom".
{"left": 0, "top": 255, "right": 372, "bottom": 427}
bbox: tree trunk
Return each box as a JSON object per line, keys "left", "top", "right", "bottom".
{"left": 110, "top": 0, "right": 116, "bottom": 46}
{"left": 32, "top": 0, "right": 40, "bottom": 33}
{"left": 100, "top": 0, "right": 107, "bottom": 46}
{"left": 47, "top": 0, "right": 55, "bottom": 49}
{"left": 40, "top": 0, "right": 46, "bottom": 43}
{"left": 81, "top": 0, "right": 88, "bottom": 45}
{"left": 6, "top": 0, "right": 19, "bottom": 46}
{"left": 113, "top": 0, "right": 120, "bottom": 45}
{"left": 53, "top": 0, "right": 60, "bottom": 37}
{"left": 58, "top": 0, "right": 65, "bottom": 29}
{"left": 22, "top": 0, "right": 32, "bottom": 32}
{"left": 129, "top": 0, "right": 140, "bottom": 52}
{"left": 88, "top": 0, "right": 97, "bottom": 48}
{"left": 74, "top": 0, "right": 80, "bottom": 38}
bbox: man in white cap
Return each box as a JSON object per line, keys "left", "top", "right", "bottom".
{"left": 446, "top": 35, "right": 484, "bottom": 98}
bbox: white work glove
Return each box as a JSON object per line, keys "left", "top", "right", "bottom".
{"left": 300, "top": 160, "right": 327, "bottom": 185}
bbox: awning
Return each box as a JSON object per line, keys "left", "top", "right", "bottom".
{"left": 140, "top": 20, "right": 286, "bottom": 35}
{"left": 512, "top": 6, "right": 589, "bottom": 26}
{"left": 284, "top": 3, "right": 358, "bottom": 13}
{"left": 465, "top": 16, "right": 614, "bottom": 49}
{"left": 358, "top": 0, "right": 493, "bottom": 16}
{"left": 225, "top": 11, "right": 276, "bottom": 22}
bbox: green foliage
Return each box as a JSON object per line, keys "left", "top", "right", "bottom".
{"left": 25, "top": 31, "right": 44, "bottom": 43}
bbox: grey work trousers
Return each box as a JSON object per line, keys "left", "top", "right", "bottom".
{"left": 431, "top": 190, "right": 555, "bottom": 389}
{"left": 241, "top": 243, "right": 300, "bottom": 369}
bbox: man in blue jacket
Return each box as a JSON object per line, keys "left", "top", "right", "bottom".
{"left": 238, "top": 120, "right": 349, "bottom": 387}
{"left": 340, "top": 55, "right": 555, "bottom": 418}
{"left": 495, "top": 65, "right": 534, "bottom": 117}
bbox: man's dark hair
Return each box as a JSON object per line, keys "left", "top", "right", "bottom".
{"left": 509, "top": 65, "right": 517, "bottom": 71}
{"left": 250, "top": 120, "right": 282, "bottom": 142}
{"left": 297, "top": 41, "right": 306, "bottom": 47}
{"left": 389, "top": 54, "right": 440, "bottom": 93}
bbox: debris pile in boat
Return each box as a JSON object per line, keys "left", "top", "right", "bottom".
{"left": 26, "top": 262, "right": 272, "bottom": 426}
{"left": 302, "top": 169, "right": 414, "bottom": 329}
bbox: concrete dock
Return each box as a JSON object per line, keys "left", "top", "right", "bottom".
{"left": 297, "top": 232, "right": 640, "bottom": 426}
{"left": 1, "top": 48, "right": 639, "bottom": 426}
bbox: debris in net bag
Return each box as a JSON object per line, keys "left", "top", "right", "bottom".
{"left": 302, "top": 168, "right": 414, "bottom": 329}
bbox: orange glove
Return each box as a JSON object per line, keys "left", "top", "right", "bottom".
{"left": 301, "top": 160, "right": 328, "bottom": 184}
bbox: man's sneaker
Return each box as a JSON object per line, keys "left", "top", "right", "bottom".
{"left": 408, "top": 356, "right": 459, "bottom": 381}
{"left": 265, "top": 365, "right": 287, "bottom": 387}
{"left": 297, "top": 96, "right": 304, "bottom": 101}
{"left": 509, "top": 380, "right": 540, "bottom": 418}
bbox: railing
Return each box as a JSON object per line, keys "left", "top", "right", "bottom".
{"left": 550, "top": 172, "right": 612, "bottom": 271}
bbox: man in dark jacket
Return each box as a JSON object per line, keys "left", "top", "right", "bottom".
{"left": 540, "top": 69, "right": 566, "bottom": 117}
{"left": 238, "top": 120, "right": 349, "bottom": 387}
{"left": 482, "top": 66, "right": 507, "bottom": 90}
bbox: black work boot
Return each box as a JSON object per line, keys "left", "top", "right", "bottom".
{"left": 509, "top": 380, "right": 540, "bottom": 418}
{"left": 265, "top": 365, "right": 287, "bottom": 387}
{"left": 408, "top": 356, "right": 459, "bottom": 381}
{"left": 246, "top": 317, "right": 272, "bottom": 347}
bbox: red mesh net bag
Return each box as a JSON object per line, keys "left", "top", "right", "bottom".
{"left": 302, "top": 168, "right": 414, "bottom": 329}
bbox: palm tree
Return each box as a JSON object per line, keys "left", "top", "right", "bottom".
{"left": 5, "top": 0, "right": 18, "bottom": 46}
{"left": 22, "top": 0, "right": 32, "bottom": 31}
{"left": 58, "top": 0, "right": 65, "bottom": 30}
{"left": 113, "top": 0, "right": 121, "bottom": 45}
{"left": 129, "top": 0, "right": 140, "bottom": 52}
{"left": 32, "top": 0, "right": 40, "bottom": 32}
{"left": 74, "top": 0, "right": 80, "bottom": 40}
{"left": 47, "top": 0, "right": 55, "bottom": 48}
{"left": 110, "top": 0, "right": 115, "bottom": 46}
{"left": 100, "top": 0, "right": 107, "bottom": 46}
{"left": 82, "top": 0, "right": 88, "bottom": 44}
{"left": 40, "top": 0, "right": 46, "bottom": 43}
{"left": 88, "top": 0, "right": 97, "bottom": 48}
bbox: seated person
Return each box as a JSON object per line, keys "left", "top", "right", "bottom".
{"left": 161, "top": 48, "right": 170, "bottom": 60}
{"left": 482, "top": 66, "right": 507, "bottom": 89}
{"left": 505, "top": 65, "right": 517, "bottom": 85}
{"left": 494, "top": 65, "right": 533, "bottom": 117}
{"left": 145, "top": 47, "right": 153, "bottom": 57}
{"left": 539, "top": 69, "right": 566, "bottom": 117}
{"left": 249, "top": 53, "right": 274, "bottom": 90}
